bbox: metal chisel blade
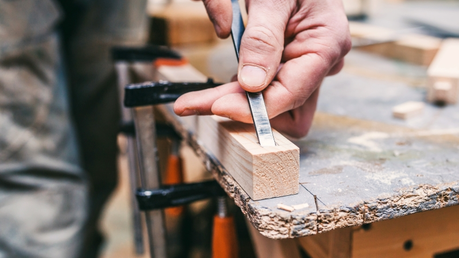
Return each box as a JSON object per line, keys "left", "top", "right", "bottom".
{"left": 230, "top": 0, "right": 276, "bottom": 147}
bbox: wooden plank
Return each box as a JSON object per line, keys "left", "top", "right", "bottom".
{"left": 427, "top": 38, "right": 459, "bottom": 104}
{"left": 328, "top": 227, "right": 353, "bottom": 258}
{"left": 298, "top": 233, "right": 329, "bottom": 258}
{"left": 155, "top": 63, "right": 299, "bottom": 200}
{"left": 349, "top": 22, "right": 441, "bottom": 66}
{"left": 349, "top": 22, "right": 395, "bottom": 57}
{"left": 392, "top": 34, "right": 441, "bottom": 66}
{"left": 353, "top": 205, "right": 459, "bottom": 258}
{"left": 248, "top": 222, "right": 302, "bottom": 258}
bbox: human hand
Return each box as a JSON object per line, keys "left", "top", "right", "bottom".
{"left": 174, "top": 0, "right": 351, "bottom": 138}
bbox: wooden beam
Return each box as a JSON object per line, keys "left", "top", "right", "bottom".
{"left": 349, "top": 22, "right": 441, "bottom": 66}
{"left": 392, "top": 34, "right": 441, "bottom": 66}
{"left": 155, "top": 63, "right": 299, "bottom": 200}
{"left": 248, "top": 222, "right": 302, "bottom": 258}
{"left": 297, "top": 227, "right": 353, "bottom": 258}
{"left": 427, "top": 38, "right": 459, "bottom": 104}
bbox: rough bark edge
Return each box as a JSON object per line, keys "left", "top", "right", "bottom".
{"left": 157, "top": 105, "right": 459, "bottom": 239}
{"left": 316, "top": 183, "right": 459, "bottom": 234}
{"left": 157, "top": 105, "right": 317, "bottom": 238}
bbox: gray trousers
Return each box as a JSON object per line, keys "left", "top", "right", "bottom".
{"left": 0, "top": 0, "right": 148, "bottom": 257}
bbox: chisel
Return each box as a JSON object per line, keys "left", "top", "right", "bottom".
{"left": 230, "top": 0, "right": 276, "bottom": 147}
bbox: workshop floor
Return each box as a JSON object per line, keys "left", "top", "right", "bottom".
{"left": 99, "top": 148, "right": 149, "bottom": 258}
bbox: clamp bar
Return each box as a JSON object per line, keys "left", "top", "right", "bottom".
{"left": 112, "top": 45, "right": 182, "bottom": 62}
{"left": 136, "top": 180, "right": 226, "bottom": 211}
{"left": 124, "top": 78, "right": 222, "bottom": 107}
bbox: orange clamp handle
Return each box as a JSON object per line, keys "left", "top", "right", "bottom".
{"left": 212, "top": 215, "right": 239, "bottom": 258}
{"left": 165, "top": 154, "right": 184, "bottom": 216}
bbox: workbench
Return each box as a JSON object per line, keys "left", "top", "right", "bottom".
{"left": 148, "top": 38, "right": 459, "bottom": 257}
{"left": 158, "top": 45, "right": 459, "bottom": 234}
{"left": 144, "top": 1, "right": 459, "bottom": 257}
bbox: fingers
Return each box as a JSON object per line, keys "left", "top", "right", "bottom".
{"left": 327, "top": 59, "right": 345, "bottom": 76}
{"left": 237, "top": 0, "right": 292, "bottom": 92}
{"left": 174, "top": 80, "right": 320, "bottom": 138}
{"left": 174, "top": 81, "right": 245, "bottom": 116}
{"left": 270, "top": 88, "right": 320, "bottom": 138}
{"left": 201, "top": 0, "right": 232, "bottom": 38}
{"left": 175, "top": 53, "right": 328, "bottom": 125}
{"left": 261, "top": 54, "right": 328, "bottom": 121}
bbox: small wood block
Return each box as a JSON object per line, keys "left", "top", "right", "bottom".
{"left": 432, "top": 81, "right": 453, "bottom": 103}
{"left": 277, "top": 204, "right": 295, "bottom": 212}
{"left": 156, "top": 65, "right": 300, "bottom": 201}
{"left": 195, "top": 117, "right": 299, "bottom": 200}
{"left": 392, "top": 101, "right": 425, "bottom": 120}
{"left": 427, "top": 38, "right": 459, "bottom": 104}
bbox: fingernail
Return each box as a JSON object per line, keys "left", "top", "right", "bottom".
{"left": 240, "top": 65, "right": 267, "bottom": 88}
{"left": 180, "top": 109, "right": 198, "bottom": 116}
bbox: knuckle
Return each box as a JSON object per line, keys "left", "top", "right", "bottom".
{"left": 340, "top": 30, "right": 352, "bottom": 56}
{"left": 243, "top": 26, "right": 283, "bottom": 55}
{"left": 289, "top": 126, "right": 310, "bottom": 139}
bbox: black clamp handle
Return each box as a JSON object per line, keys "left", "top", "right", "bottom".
{"left": 136, "top": 180, "right": 226, "bottom": 210}
{"left": 111, "top": 45, "right": 182, "bottom": 62}
{"left": 124, "top": 78, "right": 222, "bottom": 107}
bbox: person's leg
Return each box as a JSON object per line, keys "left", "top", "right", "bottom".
{"left": 0, "top": 0, "right": 88, "bottom": 257}
{"left": 63, "top": 0, "right": 149, "bottom": 256}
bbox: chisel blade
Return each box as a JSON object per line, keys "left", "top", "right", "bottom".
{"left": 230, "top": 0, "right": 276, "bottom": 147}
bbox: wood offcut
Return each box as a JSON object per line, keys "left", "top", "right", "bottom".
{"left": 427, "top": 38, "right": 459, "bottom": 104}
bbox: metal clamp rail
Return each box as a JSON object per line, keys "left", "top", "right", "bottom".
{"left": 113, "top": 45, "right": 184, "bottom": 258}
{"left": 114, "top": 45, "right": 224, "bottom": 258}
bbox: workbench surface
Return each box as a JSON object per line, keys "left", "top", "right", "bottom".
{"left": 158, "top": 46, "right": 459, "bottom": 239}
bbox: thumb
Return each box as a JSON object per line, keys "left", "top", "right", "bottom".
{"left": 237, "top": 0, "right": 291, "bottom": 92}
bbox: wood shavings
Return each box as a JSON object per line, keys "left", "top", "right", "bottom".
{"left": 392, "top": 101, "right": 425, "bottom": 119}
{"left": 277, "top": 204, "right": 295, "bottom": 212}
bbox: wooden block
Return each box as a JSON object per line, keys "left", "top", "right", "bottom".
{"left": 392, "top": 101, "right": 425, "bottom": 120}
{"left": 149, "top": 3, "right": 217, "bottom": 46}
{"left": 427, "top": 38, "right": 459, "bottom": 104}
{"left": 196, "top": 117, "right": 299, "bottom": 200}
{"left": 156, "top": 65, "right": 300, "bottom": 200}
